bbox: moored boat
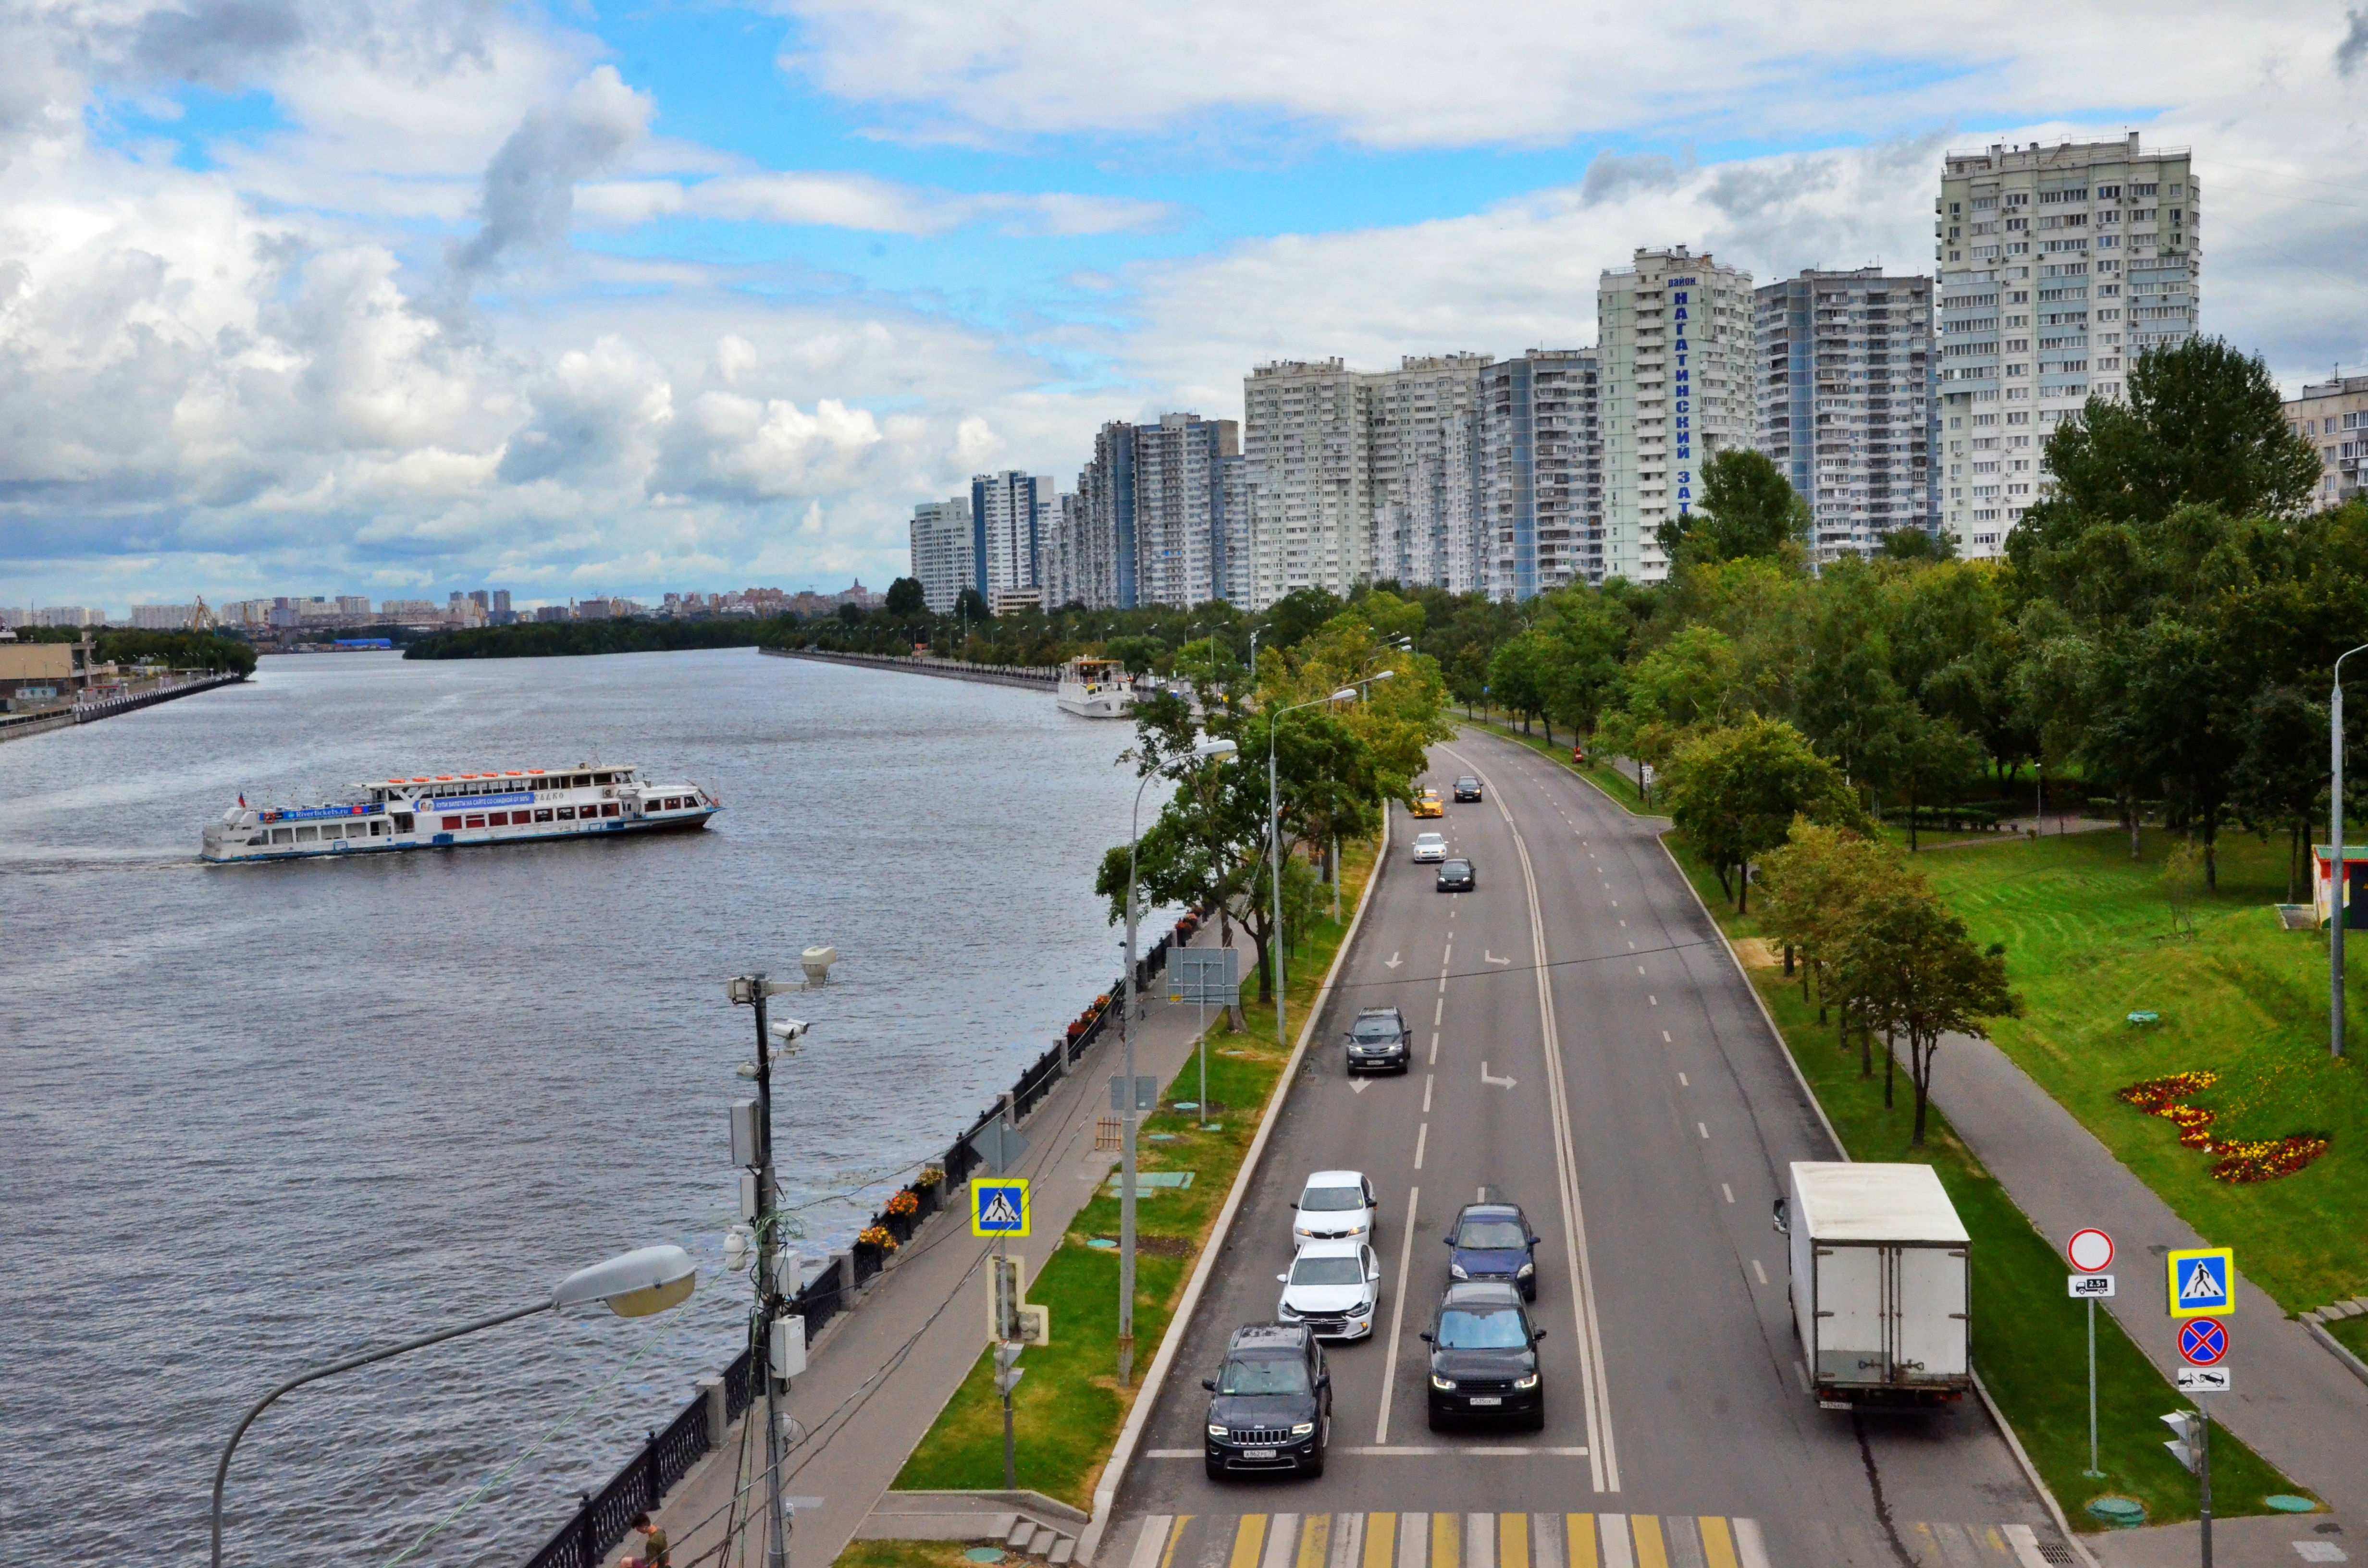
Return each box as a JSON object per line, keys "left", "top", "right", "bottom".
{"left": 201, "top": 764, "right": 717, "bottom": 863}
{"left": 1056, "top": 657, "right": 1136, "bottom": 719}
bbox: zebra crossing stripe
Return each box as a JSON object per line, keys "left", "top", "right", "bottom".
{"left": 1129, "top": 1516, "right": 1173, "bottom": 1568}
{"left": 1565, "top": 1515, "right": 1597, "bottom": 1568}
{"left": 1431, "top": 1513, "right": 1460, "bottom": 1568}
{"left": 1231, "top": 1514, "right": 1268, "bottom": 1568}
{"left": 1261, "top": 1516, "right": 1298, "bottom": 1568}
{"left": 1629, "top": 1513, "right": 1667, "bottom": 1568}
{"left": 1698, "top": 1516, "right": 1739, "bottom": 1568}
{"left": 1363, "top": 1513, "right": 1395, "bottom": 1568}
{"left": 1298, "top": 1513, "right": 1331, "bottom": 1568}
{"left": 1599, "top": 1514, "right": 1632, "bottom": 1568}
{"left": 1500, "top": 1510, "right": 1529, "bottom": 1568}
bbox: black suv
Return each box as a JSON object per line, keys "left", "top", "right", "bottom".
{"left": 1436, "top": 858, "right": 1476, "bottom": 893}
{"left": 1421, "top": 1281, "right": 1545, "bottom": 1429}
{"left": 1453, "top": 775, "right": 1482, "bottom": 802}
{"left": 1446, "top": 1199, "right": 1542, "bottom": 1299}
{"left": 1344, "top": 1006, "right": 1411, "bottom": 1074}
{"left": 1202, "top": 1323, "right": 1331, "bottom": 1479}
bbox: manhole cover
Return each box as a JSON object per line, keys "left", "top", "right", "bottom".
{"left": 2086, "top": 1496, "right": 2147, "bottom": 1528}
{"left": 1086, "top": 1237, "right": 1117, "bottom": 1249}
{"left": 2267, "top": 1494, "right": 2320, "bottom": 1513}
{"left": 966, "top": 1550, "right": 1007, "bottom": 1563}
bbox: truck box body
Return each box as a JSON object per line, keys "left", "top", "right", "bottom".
{"left": 1787, "top": 1162, "right": 1971, "bottom": 1406}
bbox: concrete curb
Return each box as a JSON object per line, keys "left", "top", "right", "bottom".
{"left": 1654, "top": 828, "right": 2094, "bottom": 1563}
{"left": 2306, "top": 1319, "right": 2368, "bottom": 1391}
{"left": 876, "top": 1489, "right": 1090, "bottom": 1525}
{"left": 1076, "top": 810, "right": 1392, "bottom": 1565}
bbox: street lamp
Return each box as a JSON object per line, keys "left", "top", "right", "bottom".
{"left": 1117, "top": 737, "right": 1236, "bottom": 1385}
{"left": 2333, "top": 646, "right": 2368, "bottom": 1058}
{"left": 210, "top": 1245, "right": 697, "bottom": 1568}
{"left": 1268, "top": 673, "right": 1392, "bottom": 1050}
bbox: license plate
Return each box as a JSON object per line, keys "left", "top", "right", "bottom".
{"left": 1245, "top": 1448, "right": 1277, "bottom": 1460}
{"left": 1468, "top": 1396, "right": 1502, "bottom": 1406}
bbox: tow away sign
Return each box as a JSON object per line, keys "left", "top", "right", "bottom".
{"left": 2167, "top": 1247, "right": 2235, "bottom": 1319}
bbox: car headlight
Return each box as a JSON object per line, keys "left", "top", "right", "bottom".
{"left": 1514, "top": 1372, "right": 1540, "bottom": 1390}
{"left": 1208, "top": 1423, "right": 1228, "bottom": 1438}
{"left": 1349, "top": 1220, "right": 1369, "bottom": 1235}
{"left": 1356, "top": 1300, "right": 1375, "bottom": 1317}
{"left": 1290, "top": 1421, "right": 1316, "bottom": 1437}
{"left": 1450, "top": 1262, "right": 1468, "bottom": 1279}
{"left": 1517, "top": 1262, "right": 1535, "bottom": 1277}
{"left": 1431, "top": 1373, "right": 1456, "bottom": 1390}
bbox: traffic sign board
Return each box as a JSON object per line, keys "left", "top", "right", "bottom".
{"left": 2175, "top": 1366, "right": 2232, "bottom": 1393}
{"left": 966, "top": 1120, "right": 1030, "bottom": 1176}
{"left": 2168, "top": 1247, "right": 2235, "bottom": 1318}
{"left": 2069, "top": 1274, "right": 2116, "bottom": 1298}
{"left": 972, "top": 1178, "right": 1031, "bottom": 1237}
{"left": 2067, "top": 1228, "right": 2115, "bottom": 1273}
{"left": 2180, "top": 1319, "right": 2229, "bottom": 1366}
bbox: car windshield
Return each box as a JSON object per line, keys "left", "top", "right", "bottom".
{"left": 1218, "top": 1355, "right": 1310, "bottom": 1395}
{"left": 1416, "top": 833, "right": 1444, "bottom": 844}
{"left": 1300, "top": 1186, "right": 1364, "bottom": 1212}
{"left": 1458, "top": 778, "right": 1478, "bottom": 789}
{"left": 1457, "top": 1220, "right": 1528, "bottom": 1250}
{"left": 1436, "top": 1308, "right": 1530, "bottom": 1349}
{"left": 1442, "top": 860, "right": 1470, "bottom": 873}
{"left": 1290, "top": 1255, "right": 1365, "bottom": 1286}
{"left": 1352, "top": 1018, "right": 1402, "bottom": 1041}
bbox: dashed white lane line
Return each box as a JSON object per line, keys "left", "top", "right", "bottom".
{"left": 1722, "top": 1184, "right": 1735, "bottom": 1204}
{"left": 1618, "top": 919, "right": 1626, "bottom": 928}
{"left": 1648, "top": 995, "right": 1657, "bottom": 1006}
{"left": 1414, "top": 1122, "right": 1429, "bottom": 1170}
{"left": 1636, "top": 965, "right": 1645, "bottom": 974}
{"left": 1430, "top": 1032, "right": 1440, "bottom": 1065}
{"left": 1697, "top": 1121, "right": 1710, "bottom": 1139}
{"left": 1753, "top": 1259, "right": 1769, "bottom": 1286}
{"left": 1677, "top": 1073, "right": 1689, "bottom": 1087}
{"left": 1662, "top": 1031, "right": 1671, "bottom": 1042}
{"left": 1434, "top": 997, "right": 1444, "bottom": 1025}
{"left": 1423, "top": 1074, "right": 1434, "bottom": 1114}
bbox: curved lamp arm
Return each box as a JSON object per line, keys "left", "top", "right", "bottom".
{"left": 210, "top": 1300, "right": 551, "bottom": 1568}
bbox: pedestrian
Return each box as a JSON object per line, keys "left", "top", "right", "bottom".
{"left": 622, "top": 1513, "right": 670, "bottom": 1568}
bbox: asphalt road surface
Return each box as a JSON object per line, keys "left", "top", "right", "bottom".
{"left": 1107, "top": 730, "right": 2066, "bottom": 1568}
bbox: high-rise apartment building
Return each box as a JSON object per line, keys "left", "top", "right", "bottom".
{"left": 1131, "top": 414, "right": 1242, "bottom": 608}
{"left": 1369, "top": 355, "right": 1490, "bottom": 592}
{"left": 1599, "top": 247, "right": 1754, "bottom": 584}
{"left": 908, "top": 496, "right": 974, "bottom": 613}
{"left": 1076, "top": 422, "right": 1141, "bottom": 610}
{"left": 1479, "top": 350, "right": 1603, "bottom": 598}
{"left": 969, "top": 471, "right": 1054, "bottom": 601}
{"left": 1754, "top": 269, "right": 1936, "bottom": 563}
{"left": 1243, "top": 360, "right": 1374, "bottom": 608}
{"left": 2288, "top": 375, "right": 2368, "bottom": 510}
{"left": 1935, "top": 135, "right": 2198, "bottom": 558}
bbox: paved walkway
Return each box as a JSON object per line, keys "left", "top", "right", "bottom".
{"left": 1916, "top": 1029, "right": 2368, "bottom": 1529}
{"left": 627, "top": 930, "right": 1249, "bottom": 1568}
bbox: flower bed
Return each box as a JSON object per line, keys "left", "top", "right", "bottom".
{"left": 2117, "top": 1072, "right": 2330, "bottom": 1183}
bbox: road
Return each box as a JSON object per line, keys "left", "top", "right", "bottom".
{"left": 1105, "top": 729, "right": 2067, "bottom": 1568}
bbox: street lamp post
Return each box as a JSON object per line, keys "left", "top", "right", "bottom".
{"left": 1267, "top": 672, "right": 1392, "bottom": 1050}
{"left": 2333, "top": 647, "right": 2368, "bottom": 1057}
{"left": 210, "top": 1246, "right": 698, "bottom": 1568}
{"left": 1117, "top": 738, "right": 1235, "bottom": 1385}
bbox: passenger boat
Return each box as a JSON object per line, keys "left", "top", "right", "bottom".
{"left": 201, "top": 764, "right": 718, "bottom": 863}
{"left": 1056, "top": 657, "right": 1136, "bottom": 719}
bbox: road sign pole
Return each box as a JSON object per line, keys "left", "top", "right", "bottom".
{"left": 2086, "top": 1297, "right": 2102, "bottom": 1478}
{"left": 2199, "top": 1401, "right": 2213, "bottom": 1568}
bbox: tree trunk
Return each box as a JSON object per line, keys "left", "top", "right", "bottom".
{"left": 1882, "top": 1021, "right": 1895, "bottom": 1109}
{"left": 2203, "top": 813, "right": 2219, "bottom": 892}
{"left": 1860, "top": 1014, "right": 1874, "bottom": 1081}
{"left": 2128, "top": 794, "right": 2142, "bottom": 860}
{"left": 1909, "top": 1031, "right": 1932, "bottom": 1146}
{"left": 1783, "top": 943, "right": 1794, "bottom": 978}
{"left": 1736, "top": 865, "right": 1750, "bottom": 915}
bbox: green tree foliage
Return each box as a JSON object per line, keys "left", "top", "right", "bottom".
{"left": 1661, "top": 716, "right": 1867, "bottom": 912}
{"left": 1829, "top": 883, "right": 2018, "bottom": 1145}
{"left": 407, "top": 618, "right": 785, "bottom": 660}
{"left": 1655, "top": 449, "right": 1812, "bottom": 567}
{"left": 885, "top": 577, "right": 928, "bottom": 615}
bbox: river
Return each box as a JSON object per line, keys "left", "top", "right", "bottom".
{"left": 0, "top": 648, "right": 1158, "bottom": 1563}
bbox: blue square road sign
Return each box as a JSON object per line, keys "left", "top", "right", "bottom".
{"left": 972, "top": 1179, "right": 1030, "bottom": 1237}
{"left": 2167, "top": 1246, "right": 2233, "bottom": 1318}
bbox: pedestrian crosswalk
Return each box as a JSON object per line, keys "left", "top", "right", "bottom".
{"left": 1123, "top": 1511, "right": 2065, "bottom": 1568}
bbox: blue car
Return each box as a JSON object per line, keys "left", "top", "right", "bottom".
{"left": 1445, "top": 1200, "right": 1541, "bottom": 1300}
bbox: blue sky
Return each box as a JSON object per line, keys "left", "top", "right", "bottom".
{"left": 4, "top": 0, "right": 2364, "bottom": 609}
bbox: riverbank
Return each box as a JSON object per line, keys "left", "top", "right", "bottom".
{"left": 0, "top": 669, "right": 246, "bottom": 744}
{"left": 763, "top": 646, "right": 1059, "bottom": 691}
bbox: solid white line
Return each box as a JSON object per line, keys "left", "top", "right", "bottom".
{"left": 1443, "top": 739, "right": 1619, "bottom": 1493}
{"left": 1143, "top": 1450, "right": 1199, "bottom": 1459}
{"left": 1375, "top": 1184, "right": 1419, "bottom": 1444}
{"left": 1423, "top": 1074, "right": 1434, "bottom": 1114}
{"left": 1752, "top": 1258, "right": 1768, "bottom": 1285}
{"left": 1415, "top": 1122, "right": 1429, "bottom": 1169}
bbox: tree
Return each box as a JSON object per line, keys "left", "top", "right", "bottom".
{"left": 1758, "top": 822, "right": 1908, "bottom": 1078}
{"left": 1830, "top": 885, "right": 2019, "bottom": 1145}
{"left": 953, "top": 587, "right": 990, "bottom": 623}
{"left": 1880, "top": 527, "right": 1956, "bottom": 562}
{"left": 885, "top": 577, "right": 927, "bottom": 616}
{"left": 1488, "top": 631, "right": 1553, "bottom": 737}
{"left": 2025, "top": 337, "right": 2324, "bottom": 529}
{"left": 1865, "top": 708, "right": 1983, "bottom": 852}
{"left": 1656, "top": 449, "right": 1812, "bottom": 566}
{"left": 2231, "top": 685, "right": 2329, "bottom": 903}
{"left": 1661, "top": 716, "right": 1867, "bottom": 911}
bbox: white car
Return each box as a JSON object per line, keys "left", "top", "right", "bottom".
{"left": 1277, "top": 1239, "right": 1382, "bottom": 1340}
{"left": 1411, "top": 832, "right": 1448, "bottom": 863}
{"left": 1293, "top": 1170, "right": 1377, "bottom": 1245}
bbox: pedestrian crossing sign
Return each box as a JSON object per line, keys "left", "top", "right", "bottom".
{"left": 2167, "top": 1246, "right": 2234, "bottom": 1319}
{"left": 972, "top": 1179, "right": 1030, "bottom": 1237}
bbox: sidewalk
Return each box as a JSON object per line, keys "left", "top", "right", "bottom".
{"left": 1919, "top": 1029, "right": 2368, "bottom": 1523}
{"left": 625, "top": 934, "right": 1245, "bottom": 1568}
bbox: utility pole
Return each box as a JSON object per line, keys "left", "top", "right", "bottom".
{"left": 2334, "top": 647, "right": 2368, "bottom": 1058}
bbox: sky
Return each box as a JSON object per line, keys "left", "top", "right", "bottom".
{"left": 3, "top": 0, "right": 2367, "bottom": 612}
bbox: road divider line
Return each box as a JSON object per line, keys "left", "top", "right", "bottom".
{"left": 1415, "top": 1122, "right": 1429, "bottom": 1169}
{"left": 1721, "top": 1183, "right": 1733, "bottom": 1204}
{"left": 1375, "top": 1185, "right": 1420, "bottom": 1444}
{"left": 1423, "top": 1075, "right": 1434, "bottom": 1114}
{"left": 1751, "top": 1259, "right": 1767, "bottom": 1285}
{"left": 1444, "top": 739, "right": 1619, "bottom": 1493}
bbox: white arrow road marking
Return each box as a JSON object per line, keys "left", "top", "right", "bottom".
{"left": 1385, "top": 951, "right": 1403, "bottom": 969}
{"left": 1482, "top": 1062, "right": 1518, "bottom": 1088}
{"left": 1485, "top": 951, "right": 1512, "bottom": 966}
{"left": 1351, "top": 1078, "right": 1371, "bottom": 1095}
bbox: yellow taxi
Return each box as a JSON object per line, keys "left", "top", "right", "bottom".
{"left": 1411, "top": 789, "right": 1445, "bottom": 819}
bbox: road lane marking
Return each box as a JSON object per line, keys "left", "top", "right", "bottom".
{"left": 1232, "top": 1515, "right": 1268, "bottom": 1568}
{"left": 1351, "top": 1080, "right": 1371, "bottom": 1095}
{"left": 1752, "top": 1259, "right": 1768, "bottom": 1285}
{"left": 1648, "top": 995, "right": 1656, "bottom": 1006}
{"left": 1485, "top": 951, "right": 1511, "bottom": 965}
{"left": 1387, "top": 951, "right": 1403, "bottom": 969}
{"left": 1439, "top": 976, "right": 1448, "bottom": 994}
{"left": 1128, "top": 1516, "right": 1174, "bottom": 1568}
{"left": 1600, "top": 1515, "right": 1633, "bottom": 1568}
{"left": 1627, "top": 941, "right": 1635, "bottom": 951}
{"left": 1697, "top": 1122, "right": 1709, "bottom": 1139}
{"left": 1677, "top": 1073, "right": 1689, "bottom": 1086}
{"left": 1699, "top": 1517, "right": 1740, "bottom": 1568}
{"left": 1566, "top": 1517, "right": 1598, "bottom": 1568}
{"left": 1618, "top": 919, "right": 1626, "bottom": 928}
{"left": 1432, "top": 1514, "right": 1461, "bottom": 1568}
{"left": 1423, "top": 1075, "right": 1434, "bottom": 1113}
{"left": 1328, "top": 1515, "right": 1362, "bottom": 1568}
{"left": 1444, "top": 740, "right": 1619, "bottom": 1493}
{"left": 1415, "top": 1123, "right": 1429, "bottom": 1169}
{"left": 1482, "top": 1062, "right": 1517, "bottom": 1088}
{"left": 1399, "top": 1516, "right": 1429, "bottom": 1568}
{"left": 1662, "top": 1031, "right": 1670, "bottom": 1042}
{"left": 1298, "top": 1515, "right": 1331, "bottom": 1568}
{"left": 1160, "top": 1516, "right": 1193, "bottom": 1568}
{"left": 1734, "top": 1520, "right": 1773, "bottom": 1568}
{"left": 1721, "top": 1183, "right": 1732, "bottom": 1203}
{"left": 1435, "top": 998, "right": 1444, "bottom": 1025}
{"left": 1631, "top": 1514, "right": 1668, "bottom": 1568}
{"left": 1364, "top": 1516, "right": 1396, "bottom": 1568}
{"left": 1636, "top": 965, "right": 1645, "bottom": 974}
{"left": 1500, "top": 1511, "right": 1529, "bottom": 1568}
{"left": 1430, "top": 1033, "right": 1440, "bottom": 1065}
{"left": 1375, "top": 1187, "right": 1419, "bottom": 1443}
{"left": 1262, "top": 1515, "right": 1300, "bottom": 1568}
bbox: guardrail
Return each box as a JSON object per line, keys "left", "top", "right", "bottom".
{"left": 515, "top": 924, "right": 1187, "bottom": 1564}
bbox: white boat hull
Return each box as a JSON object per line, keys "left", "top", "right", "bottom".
{"left": 201, "top": 808, "right": 716, "bottom": 863}
{"left": 1056, "top": 690, "right": 1134, "bottom": 719}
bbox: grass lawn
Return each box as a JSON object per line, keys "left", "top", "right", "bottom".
{"left": 2323, "top": 1311, "right": 2368, "bottom": 1364}
{"left": 1898, "top": 827, "right": 2368, "bottom": 1314}
{"left": 889, "top": 836, "right": 1380, "bottom": 1508}
{"left": 1663, "top": 832, "right": 2312, "bottom": 1529}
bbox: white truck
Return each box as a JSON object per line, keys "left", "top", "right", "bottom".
{"left": 1776, "top": 1162, "right": 1971, "bottom": 1409}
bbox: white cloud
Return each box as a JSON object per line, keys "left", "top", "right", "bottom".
{"left": 577, "top": 171, "right": 1175, "bottom": 236}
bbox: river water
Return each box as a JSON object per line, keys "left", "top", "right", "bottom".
{"left": 0, "top": 649, "right": 1157, "bottom": 1563}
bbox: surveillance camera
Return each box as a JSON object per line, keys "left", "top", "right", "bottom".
{"left": 769, "top": 1018, "right": 811, "bottom": 1041}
